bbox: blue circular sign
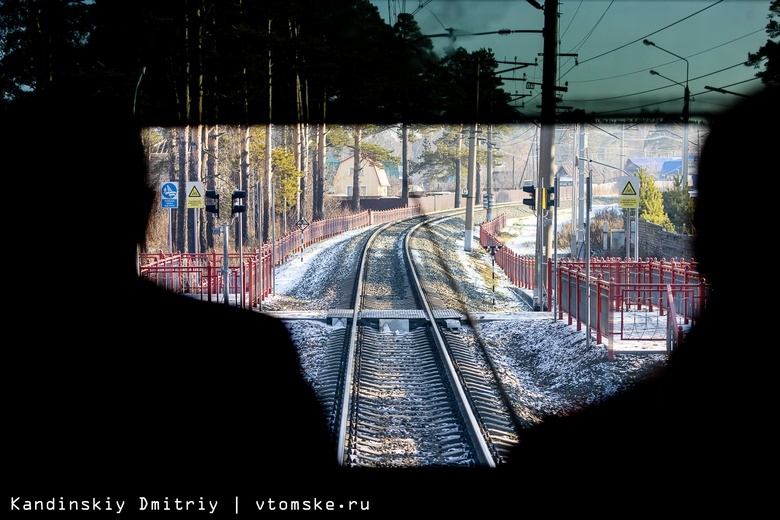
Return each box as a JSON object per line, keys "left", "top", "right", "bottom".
{"left": 161, "top": 182, "right": 178, "bottom": 199}
{"left": 161, "top": 182, "right": 179, "bottom": 209}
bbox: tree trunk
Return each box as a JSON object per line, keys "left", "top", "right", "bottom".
{"left": 313, "top": 123, "right": 326, "bottom": 221}
{"left": 167, "top": 131, "right": 179, "bottom": 253}
{"left": 351, "top": 127, "right": 362, "bottom": 212}
{"left": 194, "top": 1, "right": 205, "bottom": 254}
{"left": 238, "top": 124, "right": 250, "bottom": 250}
{"left": 402, "top": 123, "right": 408, "bottom": 205}
{"left": 263, "top": 19, "right": 273, "bottom": 244}
{"left": 291, "top": 19, "right": 305, "bottom": 223}
{"left": 187, "top": 125, "right": 201, "bottom": 254}
{"left": 182, "top": 1, "right": 193, "bottom": 253}
{"left": 455, "top": 124, "right": 463, "bottom": 209}
{"left": 205, "top": 125, "right": 218, "bottom": 250}
{"left": 177, "top": 127, "right": 187, "bottom": 254}
{"left": 293, "top": 123, "right": 302, "bottom": 222}
{"left": 264, "top": 123, "right": 272, "bottom": 243}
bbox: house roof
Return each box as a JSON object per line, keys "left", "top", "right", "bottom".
{"left": 660, "top": 159, "right": 682, "bottom": 176}
{"left": 554, "top": 164, "right": 574, "bottom": 184}
{"left": 625, "top": 157, "right": 671, "bottom": 173}
{"left": 367, "top": 158, "right": 390, "bottom": 187}
{"left": 337, "top": 156, "right": 390, "bottom": 187}
{"left": 659, "top": 156, "right": 698, "bottom": 176}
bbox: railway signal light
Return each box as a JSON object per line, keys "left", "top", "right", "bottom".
{"left": 522, "top": 185, "right": 536, "bottom": 210}
{"left": 205, "top": 189, "right": 220, "bottom": 217}
{"left": 231, "top": 189, "right": 246, "bottom": 216}
{"left": 546, "top": 186, "right": 556, "bottom": 209}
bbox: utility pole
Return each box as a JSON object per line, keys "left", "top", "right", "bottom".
{"left": 537, "top": 0, "right": 560, "bottom": 310}
{"left": 486, "top": 124, "right": 494, "bottom": 222}
{"left": 464, "top": 59, "right": 480, "bottom": 251}
{"left": 576, "top": 123, "right": 587, "bottom": 258}
{"left": 464, "top": 122, "right": 478, "bottom": 251}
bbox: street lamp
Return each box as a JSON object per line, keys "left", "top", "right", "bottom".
{"left": 644, "top": 39, "right": 690, "bottom": 189}
{"left": 704, "top": 85, "right": 749, "bottom": 98}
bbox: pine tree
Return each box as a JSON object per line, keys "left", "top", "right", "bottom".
{"left": 638, "top": 168, "right": 674, "bottom": 232}
{"left": 662, "top": 174, "right": 695, "bottom": 234}
{"left": 746, "top": 0, "right": 780, "bottom": 86}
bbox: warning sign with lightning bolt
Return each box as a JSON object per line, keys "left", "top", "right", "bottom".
{"left": 186, "top": 181, "right": 205, "bottom": 209}
{"left": 618, "top": 176, "right": 639, "bottom": 209}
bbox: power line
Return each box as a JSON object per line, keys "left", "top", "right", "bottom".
{"left": 574, "top": 0, "right": 724, "bottom": 67}
{"left": 567, "top": 59, "right": 754, "bottom": 103}
{"left": 586, "top": 76, "right": 762, "bottom": 117}
{"left": 562, "top": 27, "right": 764, "bottom": 89}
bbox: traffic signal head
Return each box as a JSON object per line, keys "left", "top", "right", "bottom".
{"left": 205, "top": 189, "right": 220, "bottom": 217}
{"left": 522, "top": 184, "right": 536, "bottom": 210}
{"left": 546, "top": 186, "right": 556, "bottom": 209}
{"left": 231, "top": 189, "right": 247, "bottom": 216}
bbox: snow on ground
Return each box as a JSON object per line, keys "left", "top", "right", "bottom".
{"left": 269, "top": 226, "right": 373, "bottom": 296}
{"left": 264, "top": 215, "right": 668, "bottom": 431}
{"left": 440, "top": 224, "right": 528, "bottom": 311}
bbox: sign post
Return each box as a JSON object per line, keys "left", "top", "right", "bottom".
{"left": 160, "top": 182, "right": 178, "bottom": 253}
{"left": 296, "top": 218, "right": 310, "bottom": 263}
{"left": 186, "top": 181, "right": 205, "bottom": 208}
{"left": 617, "top": 176, "right": 639, "bottom": 209}
{"left": 618, "top": 176, "right": 640, "bottom": 259}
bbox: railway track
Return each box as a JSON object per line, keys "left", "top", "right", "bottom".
{"left": 322, "top": 215, "right": 521, "bottom": 468}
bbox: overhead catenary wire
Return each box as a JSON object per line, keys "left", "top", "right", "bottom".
{"left": 554, "top": 0, "right": 763, "bottom": 111}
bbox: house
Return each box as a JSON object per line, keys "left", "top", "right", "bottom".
{"left": 408, "top": 184, "right": 425, "bottom": 198}
{"left": 623, "top": 155, "right": 698, "bottom": 187}
{"left": 659, "top": 155, "right": 698, "bottom": 181}
{"left": 624, "top": 157, "right": 673, "bottom": 178}
{"left": 554, "top": 164, "right": 574, "bottom": 186}
{"left": 331, "top": 156, "right": 390, "bottom": 197}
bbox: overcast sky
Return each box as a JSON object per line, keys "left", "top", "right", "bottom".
{"left": 370, "top": 0, "right": 770, "bottom": 118}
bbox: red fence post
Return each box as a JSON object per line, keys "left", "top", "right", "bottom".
{"left": 595, "top": 274, "right": 604, "bottom": 346}
{"left": 575, "top": 268, "right": 582, "bottom": 332}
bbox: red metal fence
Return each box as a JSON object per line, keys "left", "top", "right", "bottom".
{"left": 139, "top": 205, "right": 421, "bottom": 308}
{"left": 479, "top": 213, "right": 708, "bottom": 356}
{"left": 140, "top": 208, "right": 705, "bottom": 357}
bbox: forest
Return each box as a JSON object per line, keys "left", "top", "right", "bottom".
{"left": 1, "top": 0, "right": 523, "bottom": 254}
{"left": 1, "top": 0, "right": 777, "bottom": 254}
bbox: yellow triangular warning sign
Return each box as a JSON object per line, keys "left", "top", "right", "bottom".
{"left": 621, "top": 181, "right": 637, "bottom": 196}
{"left": 188, "top": 185, "right": 202, "bottom": 198}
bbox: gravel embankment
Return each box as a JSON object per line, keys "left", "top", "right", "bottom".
{"left": 263, "top": 204, "right": 668, "bottom": 433}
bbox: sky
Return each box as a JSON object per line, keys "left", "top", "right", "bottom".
{"left": 370, "top": 0, "right": 771, "bottom": 119}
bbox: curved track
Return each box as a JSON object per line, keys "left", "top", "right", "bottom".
{"left": 327, "top": 215, "right": 521, "bottom": 468}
